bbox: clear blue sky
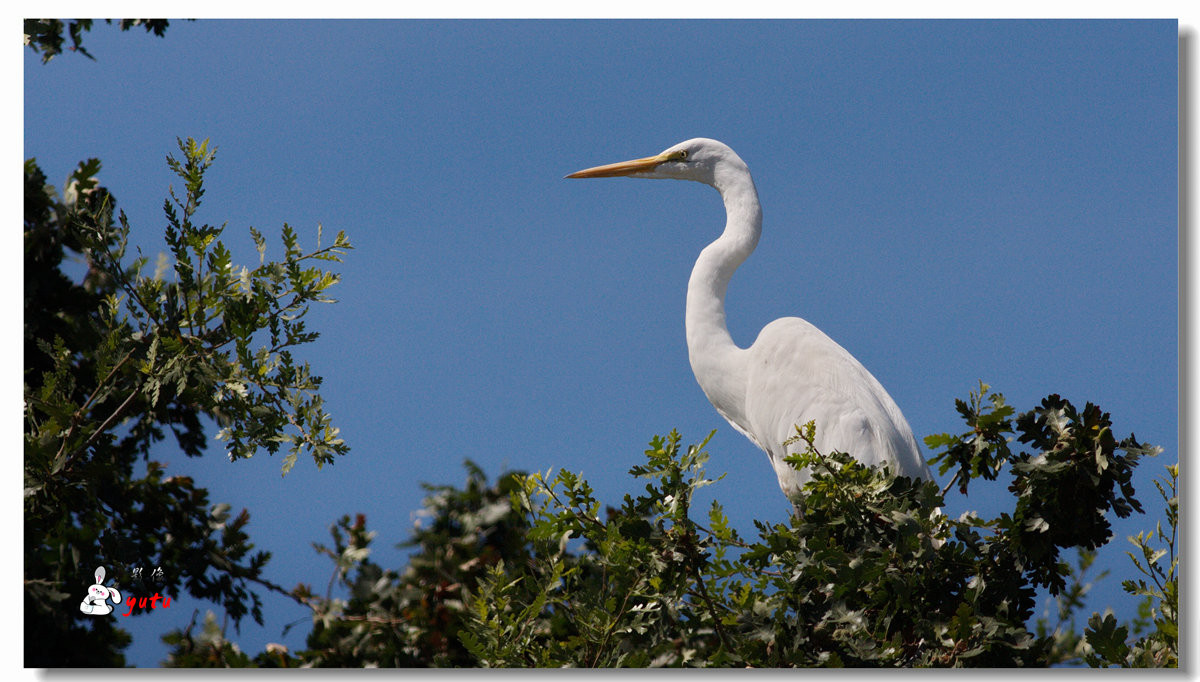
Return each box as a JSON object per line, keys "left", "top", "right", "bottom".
{"left": 24, "top": 19, "right": 1178, "bottom": 667}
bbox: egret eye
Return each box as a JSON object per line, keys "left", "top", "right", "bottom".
{"left": 674, "top": 150, "right": 689, "bottom": 160}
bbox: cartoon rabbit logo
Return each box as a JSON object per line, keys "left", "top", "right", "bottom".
{"left": 79, "top": 566, "right": 122, "bottom": 616}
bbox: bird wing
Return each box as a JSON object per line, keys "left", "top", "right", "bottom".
{"left": 742, "top": 317, "right": 930, "bottom": 496}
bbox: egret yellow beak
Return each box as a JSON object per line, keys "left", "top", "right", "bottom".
{"left": 565, "top": 151, "right": 674, "bottom": 179}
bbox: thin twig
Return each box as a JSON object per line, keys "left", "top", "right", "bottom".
{"left": 939, "top": 470, "right": 962, "bottom": 499}
{"left": 59, "top": 384, "right": 141, "bottom": 466}
{"left": 76, "top": 347, "right": 137, "bottom": 418}
{"left": 690, "top": 520, "right": 751, "bottom": 549}
{"left": 680, "top": 527, "right": 733, "bottom": 653}
{"left": 591, "top": 586, "right": 634, "bottom": 668}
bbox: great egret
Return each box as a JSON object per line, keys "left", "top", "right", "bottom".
{"left": 567, "top": 138, "right": 933, "bottom": 501}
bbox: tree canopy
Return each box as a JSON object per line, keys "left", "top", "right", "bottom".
{"left": 24, "top": 139, "right": 351, "bottom": 666}
{"left": 158, "top": 391, "right": 1176, "bottom": 667}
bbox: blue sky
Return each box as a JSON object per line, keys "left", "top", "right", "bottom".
{"left": 23, "top": 19, "right": 1178, "bottom": 666}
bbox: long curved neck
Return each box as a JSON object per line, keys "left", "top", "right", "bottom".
{"left": 685, "top": 171, "right": 762, "bottom": 430}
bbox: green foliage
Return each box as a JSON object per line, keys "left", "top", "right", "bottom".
{"left": 26, "top": 138, "right": 352, "bottom": 485}
{"left": 24, "top": 139, "right": 351, "bottom": 666}
{"left": 1032, "top": 548, "right": 1105, "bottom": 664}
{"left": 925, "top": 383, "right": 1157, "bottom": 594}
{"left": 189, "top": 386, "right": 1172, "bottom": 668}
{"left": 24, "top": 19, "right": 175, "bottom": 63}
{"left": 460, "top": 424, "right": 1050, "bottom": 667}
{"left": 279, "top": 466, "right": 535, "bottom": 667}
{"left": 925, "top": 380, "right": 1015, "bottom": 494}
{"left": 472, "top": 431, "right": 735, "bottom": 667}
{"left": 1082, "top": 463, "right": 1178, "bottom": 667}
{"left": 161, "top": 611, "right": 254, "bottom": 667}
{"left": 161, "top": 609, "right": 300, "bottom": 667}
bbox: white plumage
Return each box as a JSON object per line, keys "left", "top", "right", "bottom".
{"left": 569, "top": 138, "right": 932, "bottom": 500}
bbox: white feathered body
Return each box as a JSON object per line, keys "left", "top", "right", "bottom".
{"left": 737, "top": 316, "right": 929, "bottom": 498}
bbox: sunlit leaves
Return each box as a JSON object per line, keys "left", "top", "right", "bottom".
{"left": 104, "top": 136, "right": 352, "bottom": 473}
{"left": 1006, "top": 395, "right": 1154, "bottom": 592}
{"left": 271, "top": 383, "right": 1169, "bottom": 668}
{"left": 1085, "top": 464, "right": 1178, "bottom": 668}
{"left": 341, "top": 389, "right": 1166, "bottom": 667}
{"left": 924, "top": 381, "right": 1014, "bottom": 494}
{"left": 24, "top": 139, "right": 351, "bottom": 665}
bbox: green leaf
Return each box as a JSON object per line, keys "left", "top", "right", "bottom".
{"left": 1085, "top": 613, "right": 1130, "bottom": 664}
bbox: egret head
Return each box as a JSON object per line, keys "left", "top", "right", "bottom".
{"left": 566, "top": 138, "right": 748, "bottom": 189}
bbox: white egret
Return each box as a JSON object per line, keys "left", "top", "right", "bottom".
{"left": 567, "top": 138, "right": 933, "bottom": 501}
